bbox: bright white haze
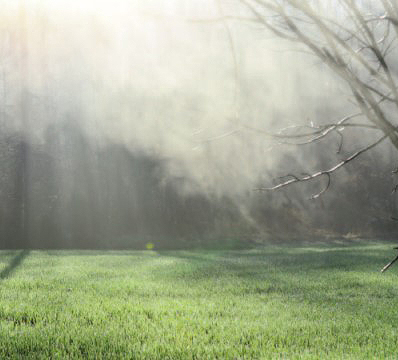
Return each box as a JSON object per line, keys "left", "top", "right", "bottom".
{"left": 1, "top": 0, "right": 343, "bottom": 197}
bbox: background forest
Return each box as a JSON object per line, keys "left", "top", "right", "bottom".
{"left": 1, "top": 0, "right": 397, "bottom": 249}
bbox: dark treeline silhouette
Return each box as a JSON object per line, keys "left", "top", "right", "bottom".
{"left": 0, "top": 120, "right": 397, "bottom": 249}
{"left": 0, "top": 121, "right": 243, "bottom": 249}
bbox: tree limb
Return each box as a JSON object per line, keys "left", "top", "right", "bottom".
{"left": 255, "top": 134, "right": 388, "bottom": 195}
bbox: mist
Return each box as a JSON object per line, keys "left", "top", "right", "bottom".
{"left": 0, "top": 0, "right": 396, "bottom": 249}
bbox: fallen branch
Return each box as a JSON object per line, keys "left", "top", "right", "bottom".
{"left": 381, "top": 247, "right": 398, "bottom": 272}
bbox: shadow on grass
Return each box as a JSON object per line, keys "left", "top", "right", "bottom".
{"left": 0, "top": 249, "right": 30, "bottom": 280}
{"left": 154, "top": 247, "right": 398, "bottom": 319}
{"left": 43, "top": 250, "right": 154, "bottom": 257}
{"left": 155, "top": 245, "right": 394, "bottom": 283}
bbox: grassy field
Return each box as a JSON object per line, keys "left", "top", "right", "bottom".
{"left": 1, "top": 243, "right": 398, "bottom": 359}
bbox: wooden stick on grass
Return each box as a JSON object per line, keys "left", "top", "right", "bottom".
{"left": 381, "top": 247, "right": 398, "bottom": 273}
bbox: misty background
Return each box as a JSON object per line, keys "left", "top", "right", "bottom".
{"left": 0, "top": 0, "right": 397, "bottom": 249}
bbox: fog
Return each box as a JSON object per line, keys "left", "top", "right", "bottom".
{"left": 0, "top": 0, "right": 396, "bottom": 248}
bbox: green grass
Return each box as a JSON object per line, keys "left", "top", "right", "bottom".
{"left": 0, "top": 243, "right": 398, "bottom": 359}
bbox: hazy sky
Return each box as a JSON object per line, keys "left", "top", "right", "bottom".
{"left": 1, "top": 0, "right": 352, "bottom": 197}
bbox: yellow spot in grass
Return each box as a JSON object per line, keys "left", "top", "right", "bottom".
{"left": 146, "top": 243, "right": 154, "bottom": 250}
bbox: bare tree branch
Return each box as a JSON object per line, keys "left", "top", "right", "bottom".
{"left": 255, "top": 134, "right": 388, "bottom": 194}
{"left": 231, "top": 0, "right": 398, "bottom": 203}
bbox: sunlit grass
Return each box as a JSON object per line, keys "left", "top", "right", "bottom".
{"left": 0, "top": 243, "right": 397, "bottom": 358}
